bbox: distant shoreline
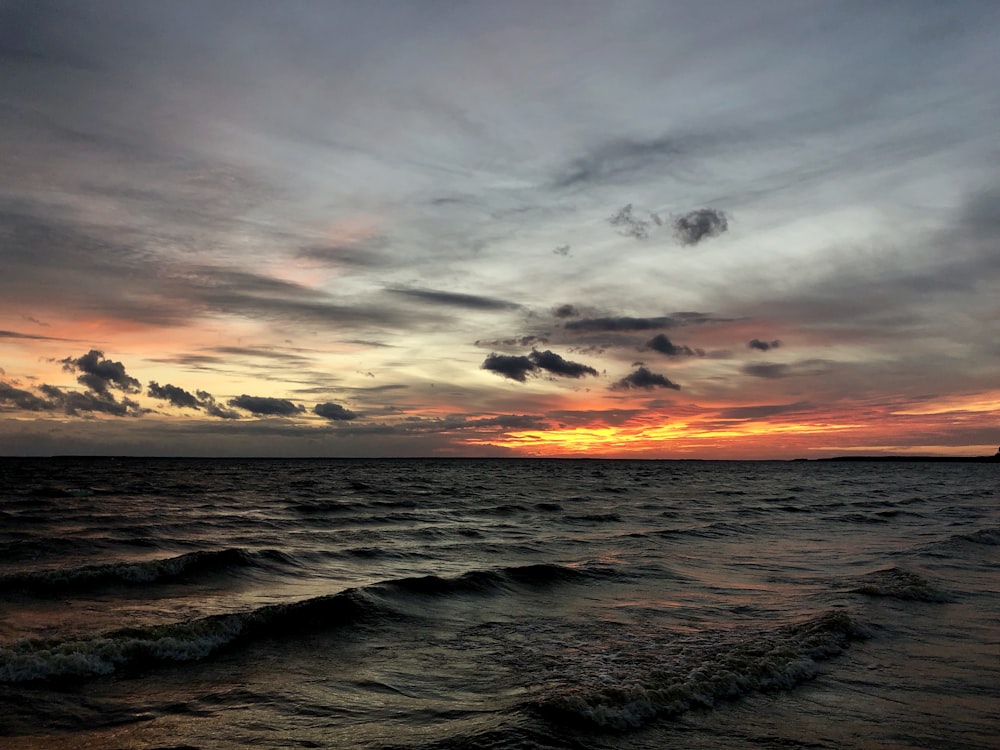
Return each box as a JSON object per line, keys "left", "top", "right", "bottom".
{"left": 812, "top": 455, "right": 999, "bottom": 463}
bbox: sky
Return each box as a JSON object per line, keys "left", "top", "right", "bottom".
{"left": 1, "top": 0, "right": 998, "bottom": 458}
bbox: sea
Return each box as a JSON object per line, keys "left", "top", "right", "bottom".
{"left": 0, "top": 457, "right": 997, "bottom": 750}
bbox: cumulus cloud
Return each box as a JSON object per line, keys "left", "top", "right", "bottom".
{"left": 611, "top": 366, "right": 681, "bottom": 391}
{"left": 672, "top": 208, "right": 729, "bottom": 246}
{"left": 553, "top": 304, "right": 579, "bottom": 318}
{"left": 483, "top": 349, "right": 598, "bottom": 382}
{"left": 0, "top": 381, "right": 55, "bottom": 411}
{"left": 196, "top": 390, "right": 241, "bottom": 420}
{"left": 148, "top": 381, "right": 202, "bottom": 409}
{"left": 481, "top": 353, "right": 537, "bottom": 382}
{"left": 31, "top": 383, "right": 145, "bottom": 417}
{"left": 61, "top": 350, "right": 141, "bottom": 394}
{"left": 314, "top": 402, "right": 359, "bottom": 421}
{"left": 529, "top": 349, "right": 598, "bottom": 378}
{"left": 228, "top": 395, "right": 305, "bottom": 416}
{"left": 748, "top": 339, "right": 782, "bottom": 351}
{"left": 646, "top": 334, "right": 703, "bottom": 357}
{"left": 608, "top": 204, "right": 650, "bottom": 240}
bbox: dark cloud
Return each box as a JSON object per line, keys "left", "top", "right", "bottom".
{"left": 228, "top": 395, "right": 305, "bottom": 416}
{"left": 314, "top": 402, "right": 359, "bottom": 421}
{"left": 608, "top": 204, "right": 650, "bottom": 240}
{"left": 61, "top": 350, "right": 141, "bottom": 395}
{"left": 646, "top": 334, "right": 703, "bottom": 357}
{"left": 387, "top": 287, "right": 520, "bottom": 311}
{"left": 529, "top": 349, "right": 598, "bottom": 378}
{"left": 741, "top": 360, "right": 832, "bottom": 379}
{"left": 0, "top": 381, "right": 55, "bottom": 411}
{"left": 482, "top": 349, "right": 599, "bottom": 382}
{"left": 32, "top": 383, "right": 144, "bottom": 417}
{"left": 474, "top": 335, "right": 549, "bottom": 350}
{"left": 672, "top": 208, "right": 729, "bottom": 246}
{"left": 565, "top": 316, "right": 679, "bottom": 332}
{"left": 553, "top": 244, "right": 571, "bottom": 256}
{"left": 481, "top": 353, "right": 537, "bottom": 382}
{"left": 553, "top": 304, "right": 579, "bottom": 319}
{"left": 148, "top": 381, "right": 202, "bottom": 409}
{"left": 611, "top": 366, "right": 681, "bottom": 391}
{"left": 748, "top": 339, "right": 782, "bottom": 351}
{"left": 196, "top": 390, "right": 241, "bottom": 420}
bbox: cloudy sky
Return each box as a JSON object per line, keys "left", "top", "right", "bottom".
{"left": 1, "top": 0, "right": 998, "bottom": 458}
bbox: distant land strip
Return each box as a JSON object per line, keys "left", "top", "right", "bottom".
{"left": 811, "top": 454, "right": 999, "bottom": 463}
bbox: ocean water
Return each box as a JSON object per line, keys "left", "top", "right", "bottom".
{"left": 0, "top": 458, "right": 997, "bottom": 750}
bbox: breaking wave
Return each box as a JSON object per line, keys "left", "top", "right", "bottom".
{"left": 0, "top": 562, "right": 615, "bottom": 683}
{"left": 532, "top": 610, "right": 866, "bottom": 731}
{"left": 0, "top": 548, "right": 294, "bottom": 595}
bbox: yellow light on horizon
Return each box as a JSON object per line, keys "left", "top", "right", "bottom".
{"left": 464, "top": 419, "right": 861, "bottom": 456}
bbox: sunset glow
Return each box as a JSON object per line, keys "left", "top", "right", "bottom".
{"left": 1, "top": 2, "right": 998, "bottom": 458}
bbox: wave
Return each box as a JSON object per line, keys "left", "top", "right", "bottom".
{"left": 0, "top": 548, "right": 294, "bottom": 596}
{"left": 532, "top": 610, "right": 866, "bottom": 732}
{"left": 849, "top": 567, "right": 949, "bottom": 602}
{"left": 955, "top": 527, "right": 1000, "bottom": 546}
{"left": 381, "top": 562, "right": 616, "bottom": 598}
{"left": 0, "top": 587, "right": 378, "bottom": 683}
{"left": 915, "top": 526, "right": 1000, "bottom": 559}
{"left": 0, "top": 563, "right": 615, "bottom": 683}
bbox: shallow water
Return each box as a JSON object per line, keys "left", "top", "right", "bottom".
{"left": 1, "top": 458, "right": 997, "bottom": 748}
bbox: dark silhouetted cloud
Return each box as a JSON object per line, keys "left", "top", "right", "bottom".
{"left": 228, "top": 395, "right": 305, "bottom": 416}
{"left": 672, "top": 208, "right": 729, "bottom": 245}
{"left": 60, "top": 350, "right": 141, "bottom": 394}
{"left": 314, "top": 402, "right": 359, "bottom": 421}
{"left": 0, "top": 381, "right": 55, "bottom": 411}
{"left": 529, "top": 349, "right": 598, "bottom": 378}
{"left": 565, "top": 316, "right": 678, "bottom": 332}
{"left": 148, "top": 381, "right": 201, "bottom": 409}
{"left": 553, "top": 304, "right": 579, "bottom": 319}
{"left": 646, "top": 334, "right": 702, "bottom": 357}
{"left": 474, "top": 335, "right": 548, "bottom": 349}
{"left": 608, "top": 204, "right": 650, "bottom": 240}
{"left": 196, "top": 390, "right": 241, "bottom": 420}
{"left": 748, "top": 339, "right": 782, "bottom": 351}
{"left": 481, "top": 353, "right": 537, "bottom": 382}
{"left": 611, "top": 366, "right": 681, "bottom": 391}
{"left": 31, "top": 383, "right": 144, "bottom": 417}
{"left": 387, "top": 287, "right": 520, "bottom": 311}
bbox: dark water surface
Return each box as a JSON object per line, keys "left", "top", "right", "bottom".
{"left": 1, "top": 458, "right": 997, "bottom": 749}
